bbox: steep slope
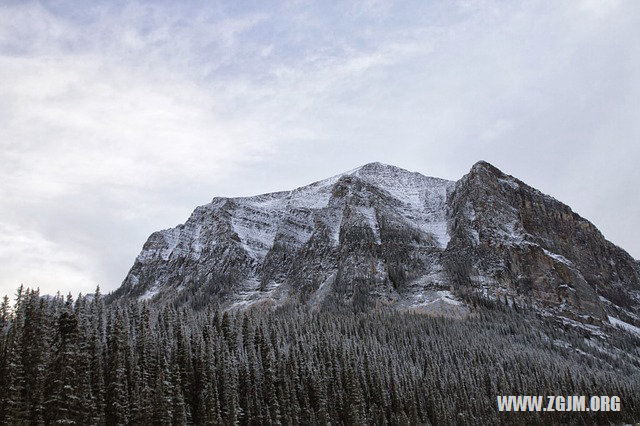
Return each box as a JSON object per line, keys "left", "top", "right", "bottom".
{"left": 112, "top": 161, "right": 640, "bottom": 335}
{"left": 445, "top": 161, "right": 640, "bottom": 330}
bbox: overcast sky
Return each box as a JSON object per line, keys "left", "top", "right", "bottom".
{"left": 1, "top": 0, "right": 639, "bottom": 297}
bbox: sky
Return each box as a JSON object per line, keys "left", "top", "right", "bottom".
{"left": 1, "top": 0, "right": 639, "bottom": 298}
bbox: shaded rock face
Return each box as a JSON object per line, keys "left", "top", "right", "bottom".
{"left": 113, "top": 161, "right": 640, "bottom": 328}
{"left": 445, "top": 161, "right": 640, "bottom": 324}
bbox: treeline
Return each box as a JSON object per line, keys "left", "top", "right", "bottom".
{"left": 1, "top": 286, "right": 639, "bottom": 425}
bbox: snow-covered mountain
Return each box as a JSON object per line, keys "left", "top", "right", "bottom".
{"left": 112, "top": 161, "right": 640, "bottom": 334}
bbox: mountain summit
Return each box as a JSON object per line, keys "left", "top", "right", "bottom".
{"left": 112, "top": 161, "right": 640, "bottom": 334}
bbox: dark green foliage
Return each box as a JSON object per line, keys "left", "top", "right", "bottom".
{"left": 0, "top": 287, "right": 639, "bottom": 425}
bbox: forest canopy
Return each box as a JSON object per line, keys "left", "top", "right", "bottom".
{"left": 1, "top": 286, "right": 639, "bottom": 425}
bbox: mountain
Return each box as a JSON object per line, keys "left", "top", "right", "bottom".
{"left": 111, "top": 161, "right": 640, "bottom": 336}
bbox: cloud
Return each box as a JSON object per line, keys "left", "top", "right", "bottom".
{"left": 0, "top": 222, "right": 92, "bottom": 295}
{"left": 0, "top": 2, "right": 278, "bottom": 295}
{"left": 1, "top": 0, "right": 639, "bottom": 297}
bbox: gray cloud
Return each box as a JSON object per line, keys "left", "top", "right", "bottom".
{"left": 1, "top": 0, "right": 639, "bottom": 297}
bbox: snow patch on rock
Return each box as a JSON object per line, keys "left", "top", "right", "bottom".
{"left": 609, "top": 316, "right": 640, "bottom": 336}
{"left": 140, "top": 283, "right": 160, "bottom": 301}
{"left": 357, "top": 206, "right": 381, "bottom": 244}
{"left": 543, "top": 249, "right": 573, "bottom": 266}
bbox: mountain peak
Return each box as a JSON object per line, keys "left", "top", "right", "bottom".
{"left": 470, "top": 160, "right": 502, "bottom": 175}
{"left": 362, "top": 161, "right": 387, "bottom": 167}
{"left": 356, "top": 161, "right": 395, "bottom": 170}
{"left": 347, "top": 161, "right": 412, "bottom": 177}
{"left": 349, "top": 162, "right": 441, "bottom": 183}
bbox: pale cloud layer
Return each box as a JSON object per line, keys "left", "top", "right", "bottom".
{"left": 1, "top": 0, "right": 639, "bottom": 297}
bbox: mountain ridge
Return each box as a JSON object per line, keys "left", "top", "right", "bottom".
{"left": 111, "top": 161, "right": 640, "bottom": 338}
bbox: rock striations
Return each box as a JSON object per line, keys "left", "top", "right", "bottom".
{"left": 112, "top": 161, "right": 640, "bottom": 334}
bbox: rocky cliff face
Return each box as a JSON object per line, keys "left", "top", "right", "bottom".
{"left": 445, "top": 161, "right": 640, "bottom": 329}
{"left": 112, "top": 161, "right": 640, "bottom": 334}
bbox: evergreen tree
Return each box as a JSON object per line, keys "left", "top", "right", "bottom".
{"left": 1, "top": 286, "right": 639, "bottom": 425}
{"left": 44, "top": 293, "right": 84, "bottom": 424}
{"left": 105, "top": 311, "right": 130, "bottom": 425}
